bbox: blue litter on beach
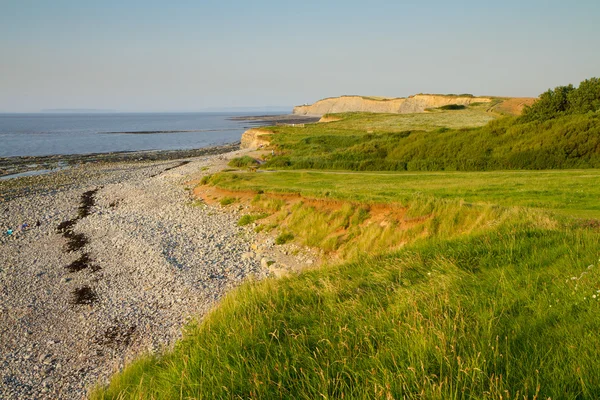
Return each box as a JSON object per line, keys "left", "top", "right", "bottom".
{"left": 6, "top": 229, "right": 13, "bottom": 235}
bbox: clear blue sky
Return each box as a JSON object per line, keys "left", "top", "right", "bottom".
{"left": 1, "top": 0, "right": 599, "bottom": 112}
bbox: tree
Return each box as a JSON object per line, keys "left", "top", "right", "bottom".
{"left": 521, "top": 84, "right": 574, "bottom": 121}
{"left": 568, "top": 77, "right": 600, "bottom": 114}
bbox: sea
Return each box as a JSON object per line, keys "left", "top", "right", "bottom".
{"left": 0, "top": 112, "right": 280, "bottom": 158}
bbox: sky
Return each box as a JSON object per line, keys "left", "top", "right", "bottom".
{"left": 1, "top": 0, "right": 599, "bottom": 112}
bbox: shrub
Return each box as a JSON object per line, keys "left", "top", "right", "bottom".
{"left": 522, "top": 77, "right": 600, "bottom": 122}
{"left": 228, "top": 156, "right": 259, "bottom": 168}
{"left": 439, "top": 104, "right": 466, "bottom": 110}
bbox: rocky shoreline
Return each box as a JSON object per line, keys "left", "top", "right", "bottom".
{"left": 0, "top": 142, "right": 241, "bottom": 179}
{"left": 0, "top": 147, "right": 313, "bottom": 399}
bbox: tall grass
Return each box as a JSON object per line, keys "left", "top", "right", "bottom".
{"left": 92, "top": 215, "right": 600, "bottom": 399}
{"left": 91, "top": 83, "right": 600, "bottom": 398}
{"left": 92, "top": 172, "right": 600, "bottom": 399}
{"left": 246, "top": 192, "right": 553, "bottom": 261}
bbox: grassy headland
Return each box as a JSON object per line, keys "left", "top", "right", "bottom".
{"left": 255, "top": 86, "right": 600, "bottom": 172}
{"left": 260, "top": 112, "right": 600, "bottom": 171}
{"left": 93, "top": 78, "right": 600, "bottom": 399}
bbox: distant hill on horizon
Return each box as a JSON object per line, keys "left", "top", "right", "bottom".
{"left": 40, "top": 109, "right": 118, "bottom": 113}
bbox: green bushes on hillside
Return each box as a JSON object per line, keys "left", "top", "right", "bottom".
{"left": 256, "top": 77, "right": 600, "bottom": 173}
{"left": 438, "top": 104, "right": 466, "bottom": 110}
{"left": 228, "top": 156, "right": 259, "bottom": 168}
{"left": 263, "top": 112, "right": 600, "bottom": 171}
{"left": 521, "top": 77, "right": 600, "bottom": 122}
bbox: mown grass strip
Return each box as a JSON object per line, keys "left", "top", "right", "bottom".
{"left": 208, "top": 169, "right": 600, "bottom": 219}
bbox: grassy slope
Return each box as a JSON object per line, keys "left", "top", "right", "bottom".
{"left": 93, "top": 212, "right": 600, "bottom": 399}
{"left": 260, "top": 110, "right": 600, "bottom": 171}
{"left": 93, "top": 108, "right": 600, "bottom": 399}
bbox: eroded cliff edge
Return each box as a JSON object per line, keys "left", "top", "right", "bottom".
{"left": 293, "top": 94, "right": 492, "bottom": 116}
{"left": 241, "top": 128, "right": 273, "bottom": 149}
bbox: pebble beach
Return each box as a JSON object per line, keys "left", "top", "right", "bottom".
{"left": 0, "top": 146, "right": 308, "bottom": 399}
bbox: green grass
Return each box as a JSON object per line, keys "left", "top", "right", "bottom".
{"left": 92, "top": 171, "right": 600, "bottom": 399}
{"left": 238, "top": 213, "right": 269, "bottom": 226}
{"left": 228, "top": 156, "right": 260, "bottom": 168}
{"left": 275, "top": 232, "right": 294, "bottom": 245}
{"left": 92, "top": 215, "right": 600, "bottom": 399}
{"left": 92, "top": 81, "right": 600, "bottom": 399}
{"left": 258, "top": 112, "right": 600, "bottom": 171}
{"left": 208, "top": 169, "right": 600, "bottom": 219}
{"left": 289, "top": 108, "right": 495, "bottom": 135}
{"left": 219, "top": 196, "right": 237, "bottom": 206}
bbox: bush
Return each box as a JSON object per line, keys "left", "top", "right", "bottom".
{"left": 228, "top": 156, "right": 259, "bottom": 168}
{"left": 521, "top": 77, "right": 600, "bottom": 122}
{"left": 439, "top": 104, "right": 466, "bottom": 110}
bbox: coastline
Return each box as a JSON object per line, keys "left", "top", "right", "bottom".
{"left": 0, "top": 142, "right": 241, "bottom": 180}
{"left": 0, "top": 147, "right": 312, "bottom": 399}
{"left": 0, "top": 112, "right": 320, "bottom": 179}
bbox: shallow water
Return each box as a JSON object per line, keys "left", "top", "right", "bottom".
{"left": 0, "top": 112, "right": 277, "bottom": 157}
{"left": 0, "top": 167, "right": 69, "bottom": 180}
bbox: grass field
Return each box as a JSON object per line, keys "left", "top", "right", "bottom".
{"left": 93, "top": 166, "right": 600, "bottom": 399}
{"left": 316, "top": 106, "right": 497, "bottom": 132}
{"left": 209, "top": 169, "right": 600, "bottom": 218}
{"left": 93, "top": 91, "right": 600, "bottom": 399}
{"left": 258, "top": 110, "right": 600, "bottom": 172}
{"left": 93, "top": 208, "right": 600, "bottom": 399}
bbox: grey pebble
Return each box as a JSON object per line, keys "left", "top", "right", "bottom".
{"left": 0, "top": 150, "right": 310, "bottom": 399}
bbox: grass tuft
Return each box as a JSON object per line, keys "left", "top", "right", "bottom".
{"left": 237, "top": 213, "right": 269, "bottom": 226}
{"left": 228, "top": 156, "right": 260, "bottom": 169}
{"left": 275, "top": 232, "right": 294, "bottom": 245}
{"left": 219, "top": 196, "right": 237, "bottom": 206}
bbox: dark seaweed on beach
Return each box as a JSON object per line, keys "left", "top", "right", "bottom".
{"left": 78, "top": 189, "right": 99, "bottom": 218}
{"left": 71, "top": 286, "right": 98, "bottom": 305}
{"left": 95, "top": 323, "right": 137, "bottom": 347}
{"left": 57, "top": 219, "right": 77, "bottom": 233}
{"left": 66, "top": 253, "right": 96, "bottom": 272}
{"left": 65, "top": 232, "right": 89, "bottom": 252}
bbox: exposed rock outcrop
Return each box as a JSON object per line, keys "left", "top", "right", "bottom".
{"left": 241, "top": 128, "right": 272, "bottom": 149}
{"left": 293, "top": 95, "right": 492, "bottom": 116}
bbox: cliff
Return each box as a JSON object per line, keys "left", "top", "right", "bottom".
{"left": 293, "top": 95, "right": 492, "bottom": 116}
{"left": 240, "top": 128, "right": 273, "bottom": 149}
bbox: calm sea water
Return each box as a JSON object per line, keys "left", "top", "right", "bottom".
{"left": 0, "top": 112, "right": 276, "bottom": 157}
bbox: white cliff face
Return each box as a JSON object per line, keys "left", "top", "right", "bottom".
{"left": 293, "top": 95, "right": 492, "bottom": 116}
